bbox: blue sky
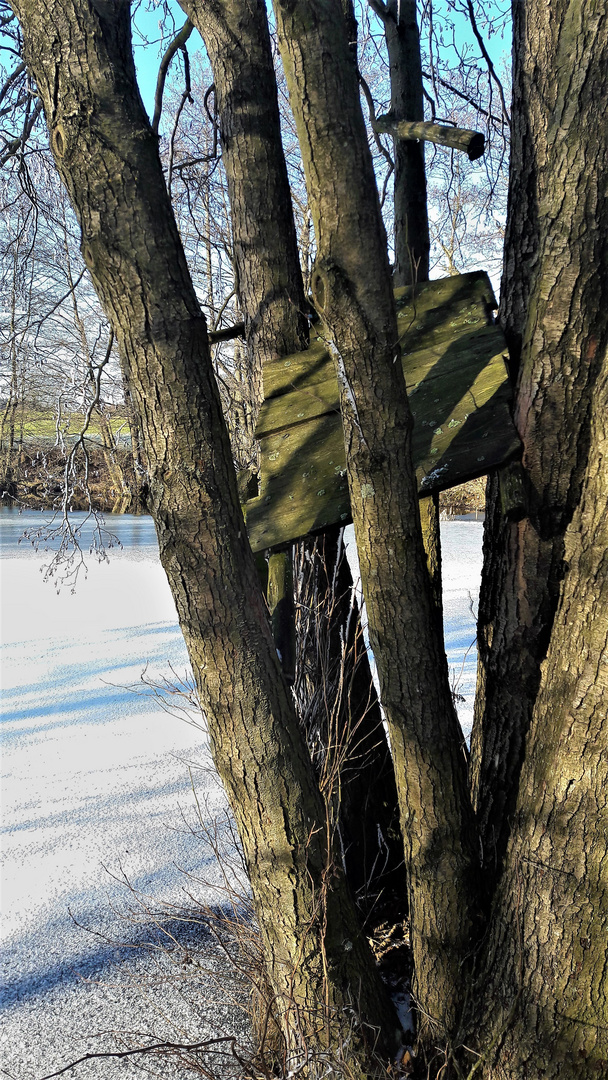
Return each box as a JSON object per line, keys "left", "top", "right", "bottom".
{"left": 131, "top": 0, "right": 203, "bottom": 120}
{"left": 130, "top": 1, "right": 510, "bottom": 125}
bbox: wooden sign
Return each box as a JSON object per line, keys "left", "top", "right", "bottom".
{"left": 243, "top": 271, "right": 521, "bottom": 553}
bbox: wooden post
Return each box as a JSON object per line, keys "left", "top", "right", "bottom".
{"left": 373, "top": 116, "right": 485, "bottom": 161}
{"left": 267, "top": 550, "right": 296, "bottom": 684}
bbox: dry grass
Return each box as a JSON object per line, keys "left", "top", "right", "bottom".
{"left": 439, "top": 477, "right": 486, "bottom": 518}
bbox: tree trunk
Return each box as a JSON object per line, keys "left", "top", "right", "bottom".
{"left": 476, "top": 344, "right": 608, "bottom": 1079}
{"left": 467, "top": 2, "right": 608, "bottom": 1074}
{"left": 470, "top": 0, "right": 608, "bottom": 891}
{"left": 179, "top": 0, "right": 309, "bottom": 377}
{"left": 273, "top": 0, "right": 481, "bottom": 1038}
{"left": 383, "top": 0, "right": 442, "bottom": 628}
{"left": 188, "top": 0, "right": 404, "bottom": 918}
{"left": 384, "top": 0, "right": 429, "bottom": 288}
{"left": 11, "top": 0, "right": 398, "bottom": 1068}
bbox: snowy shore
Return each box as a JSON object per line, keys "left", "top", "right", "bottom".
{"left": 0, "top": 511, "right": 482, "bottom": 1079}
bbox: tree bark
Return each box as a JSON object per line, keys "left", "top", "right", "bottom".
{"left": 273, "top": 0, "right": 481, "bottom": 1038}
{"left": 476, "top": 346, "right": 608, "bottom": 1079}
{"left": 10, "top": 0, "right": 398, "bottom": 1067}
{"left": 186, "top": 0, "right": 402, "bottom": 915}
{"left": 470, "top": 0, "right": 608, "bottom": 892}
{"left": 382, "top": 0, "right": 443, "bottom": 628}
{"left": 384, "top": 0, "right": 429, "bottom": 288}
{"left": 467, "top": 2, "right": 608, "bottom": 1073}
{"left": 178, "top": 0, "right": 309, "bottom": 375}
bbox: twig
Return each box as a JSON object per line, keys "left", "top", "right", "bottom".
{"left": 37, "top": 1036, "right": 240, "bottom": 1080}
{"left": 464, "top": 0, "right": 510, "bottom": 125}
{"left": 152, "top": 17, "right": 193, "bottom": 135}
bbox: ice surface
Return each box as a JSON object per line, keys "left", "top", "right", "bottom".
{"left": 1, "top": 511, "right": 243, "bottom": 1079}
{"left": 440, "top": 518, "right": 484, "bottom": 739}
{"left": 344, "top": 518, "right": 482, "bottom": 740}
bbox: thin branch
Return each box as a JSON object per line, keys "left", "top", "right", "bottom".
{"left": 203, "top": 82, "right": 217, "bottom": 128}
{"left": 167, "top": 85, "right": 193, "bottom": 194}
{"left": 172, "top": 152, "right": 219, "bottom": 171}
{"left": 0, "top": 98, "right": 42, "bottom": 166}
{"left": 358, "top": 72, "right": 394, "bottom": 174}
{"left": 151, "top": 16, "right": 193, "bottom": 135}
{"left": 464, "top": 0, "right": 510, "bottom": 124}
{"left": 37, "top": 1036, "right": 241, "bottom": 1080}
{"left": 0, "top": 59, "right": 25, "bottom": 107}
{"left": 211, "top": 288, "right": 237, "bottom": 332}
{"left": 421, "top": 69, "right": 505, "bottom": 127}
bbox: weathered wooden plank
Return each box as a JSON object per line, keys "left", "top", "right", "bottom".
{"left": 256, "top": 375, "right": 340, "bottom": 439}
{"left": 394, "top": 269, "right": 496, "bottom": 317}
{"left": 262, "top": 338, "right": 333, "bottom": 399}
{"left": 256, "top": 324, "right": 507, "bottom": 438}
{"left": 395, "top": 272, "right": 497, "bottom": 354}
{"left": 244, "top": 272, "right": 521, "bottom": 553}
{"left": 403, "top": 324, "right": 505, "bottom": 389}
{"left": 245, "top": 415, "right": 349, "bottom": 551}
{"left": 245, "top": 384, "right": 519, "bottom": 552}
{"left": 260, "top": 272, "right": 497, "bottom": 402}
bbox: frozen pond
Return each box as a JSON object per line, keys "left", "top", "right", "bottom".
{"left": 0, "top": 508, "right": 482, "bottom": 1078}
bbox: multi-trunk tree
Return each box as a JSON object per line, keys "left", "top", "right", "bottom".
{"left": 4, "top": 0, "right": 607, "bottom": 1077}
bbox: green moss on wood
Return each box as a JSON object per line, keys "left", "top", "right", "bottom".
{"left": 245, "top": 272, "right": 520, "bottom": 552}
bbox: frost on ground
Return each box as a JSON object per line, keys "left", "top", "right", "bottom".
{"left": 0, "top": 511, "right": 482, "bottom": 1079}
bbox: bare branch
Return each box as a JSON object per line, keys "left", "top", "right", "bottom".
{"left": 464, "top": 0, "right": 510, "bottom": 125}
{"left": 358, "top": 73, "right": 394, "bottom": 175}
{"left": 0, "top": 98, "right": 42, "bottom": 166}
{"left": 151, "top": 16, "right": 193, "bottom": 135}
{"left": 37, "top": 1036, "right": 241, "bottom": 1080}
{"left": 209, "top": 321, "right": 245, "bottom": 345}
{"left": 421, "top": 68, "right": 505, "bottom": 126}
{"left": 0, "top": 60, "right": 26, "bottom": 107}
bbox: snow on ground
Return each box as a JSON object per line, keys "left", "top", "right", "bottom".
{"left": 0, "top": 510, "right": 483, "bottom": 1079}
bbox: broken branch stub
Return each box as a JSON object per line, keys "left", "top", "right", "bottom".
{"left": 373, "top": 116, "right": 485, "bottom": 161}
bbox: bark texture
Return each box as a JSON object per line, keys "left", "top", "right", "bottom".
{"left": 179, "top": 0, "right": 309, "bottom": 374}
{"left": 189, "top": 0, "right": 402, "bottom": 916}
{"left": 470, "top": 0, "right": 608, "bottom": 889}
{"left": 381, "top": 0, "right": 442, "bottom": 626}
{"left": 11, "top": 0, "right": 398, "bottom": 1068}
{"left": 477, "top": 345, "right": 608, "bottom": 1078}
{"left": 273, "top": 0, "right": 481, "bottom": 1037}
{"left": 384, "top": 0, "right": 429, "bottom": 287}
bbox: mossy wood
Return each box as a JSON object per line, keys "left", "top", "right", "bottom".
{"left": 244, "top": 271, "right": 521, "bottom": 552}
